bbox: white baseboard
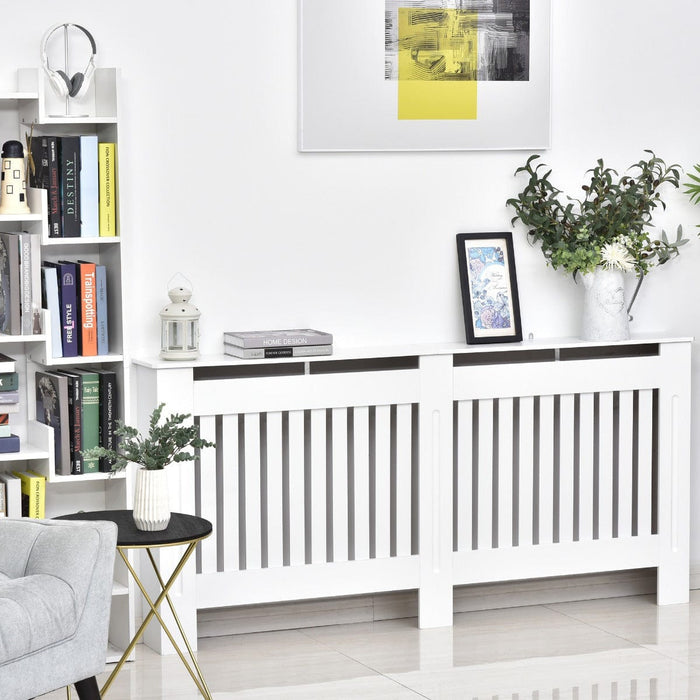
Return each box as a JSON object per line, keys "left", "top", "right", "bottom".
{"left": 198, "top": 567, "right": 663, "bottom": 639}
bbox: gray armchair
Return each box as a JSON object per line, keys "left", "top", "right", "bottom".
{"left": 0, "top": 518, "right": 118, "bottom": 700}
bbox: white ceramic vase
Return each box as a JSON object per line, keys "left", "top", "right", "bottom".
{"left": 580, "top": 267, "right": 630, "bottom": 342}
{"left": 132, "top": 467, "right": 170, "bottom": 531}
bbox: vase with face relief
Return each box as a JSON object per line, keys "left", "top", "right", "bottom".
{"left": 580, "top": 267, "right": 630, "bottom": 342}
{"left": 132, "top": 467, "right": 170, "bottom": 531}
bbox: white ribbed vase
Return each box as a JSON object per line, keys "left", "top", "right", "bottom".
{"left": 132, "top": 468, "right": 170, "bottom": 531}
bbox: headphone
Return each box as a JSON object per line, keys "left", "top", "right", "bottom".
{"left": 41, "top": 23, "right": 97, "bottom": 99}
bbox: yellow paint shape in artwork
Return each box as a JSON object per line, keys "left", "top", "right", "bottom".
{"left": 397, "top": 8, "right": 478, "bottom": 120}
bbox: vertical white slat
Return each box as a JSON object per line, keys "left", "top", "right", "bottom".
{"left": 309, "top": 408, "right": 327, "bottom": 564}
{"left": 558, "top": 394, "right": 575, "bottom": 544}
{"left": 374, "top": 404, "right": 392, "bottom": 559}
{"left": 198, "top": 415, "right": 218, "bottom": 574}
{"left": 618, "top": 391, "right": 634, "bottom": 539}
{"left": 579, "top": 393, "right": 595, "bottom": 542}
{"left": 456, "top": 400, "right": 473, "bottom": 553}
{"left": 518, "top": 396, "right": 535, "bottom": 547}
{"left": 538, "top": 395, "right": 555, "bottom": 545}
{"left": 266, "top": 411, "right": 284, "bottom": 568}
{"left": 598, "top": 392, "right": 615, "bottom": 540}
{"left": 288, "top": 410, "right": 306, "bottom": 566}
{"left": 243, "top": 413, "right": 262, "bottom": 570}
{"left": 637, "top": 389, "right": 654, "bottom": 536}
{"left": 353, "top": 406, "right": 371, "bottom": 561}
{"left": 477, "top": 399, "right": 494, "bottom": 550}
{"left": 331, "top": 407, "right": 349, "bottom": 563}
{"left": 497, "top": 397, "right": 514, "bottom": 549}
{"left": 220, "top": 414, "right": 239, "bottom": 571}
{"left": 395, "top": 403, "right": 413, "bottom": 557}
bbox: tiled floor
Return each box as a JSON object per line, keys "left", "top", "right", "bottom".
{"left": 43, "top": 592, "right": 700, "bottom": 699}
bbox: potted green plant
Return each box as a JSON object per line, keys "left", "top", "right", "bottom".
{"left": 83, "top": 403, "right": 215, "bottom": 531}
{"left": 506, "top": 151, "right": 687, "bottom": 340}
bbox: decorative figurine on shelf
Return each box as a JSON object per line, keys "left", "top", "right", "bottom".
{"left": 0, "top": 140, "right": 31, "bottom": 215}
{"left": 160, "top": 278, "right": 200, "bottom": 361}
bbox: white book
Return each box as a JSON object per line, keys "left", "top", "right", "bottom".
{"left": 80, "top": 135, "right": 99, "bottom": 237}
{"left": 0, "top": 472, "right": 21, "bottom": 518}
{"left": 224, "top": 343, "right": 333, "bottom": 359}
{"left": 42, "top": 266, "right": 63, "bottom": 358}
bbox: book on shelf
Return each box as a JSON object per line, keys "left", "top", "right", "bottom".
{"left": 0, "top": 434, "right": 20, "bottom": 453}
{"left": 0, "top": 472, "right": 21, "bottom": 517}
{"left": 0, "top": 419, "right": 11, "bottom": 438}
{"left": 94, "top": 368, "right": 118, "bottom": 472}
{"left": 0, "top": 231, "right": 21, "bottom": 335}
{"left": 0, "top": 372, "right": 18, "bottom": 391}
{"left": 11, "top": 469, "right": 46, "bottom": 518}
{"left": 59, "top": 136, "right": 81, "bottom": 238}
{"left": 69, "top": 368, "right": 99, "bottom": 473}
{"left": 28, "top": 133, "right": 50, "bottom": 191}
{"left": 35, "top": 370, "right": 71, "bottom": 476}
{"left": 0, "top": 479, "right": 5, "bottom": 516}
{"left": 0, "top": 389, "right": 19, "bottom": 404}
{"left": 76, "top": 260, "right": 97, "bottom": 356}
{"left": 54, "top": 369, "right": 82, "bottom": 475}
{"left": 99, "top": 142, "right": 117, "bottom": 237}
{"left": 41, "top": 265, "right": 63, "bottom": 358}
{"left": 15, "top": 230, "right": 42, "bottom": 335}
{"left": 224, "top": 343, "right": 333, "bottom": 359}
{"left": 95, "top": 264, "right": 109, "bottom": 355}
{"left": 0, "top": 353, "right": 16, "bottom": 372}
{"left": 223, "top": 328, "right": 333, "bottom": 349}
{"left": 79, "top": 135, "right": 99, "bottom": 238}
{"left": 47, "top": 136, "right": 61, "bottom": 237}
{"left": 45, "top": 261, "right": 78, "bottom": 357}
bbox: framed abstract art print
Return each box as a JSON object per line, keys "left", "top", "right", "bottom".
{"left": 456, "top": 232, "right": 522, "bottom": 344}
{"left": 298, "top": 0, "right": 551, "bottom": 151}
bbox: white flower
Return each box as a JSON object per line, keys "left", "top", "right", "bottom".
{"left": 601, "top": 242, "right": 635, "bottom": 271}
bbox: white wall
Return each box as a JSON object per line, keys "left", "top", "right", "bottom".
{"left": 2, "top": 1, "right": 700, "bottom": 558}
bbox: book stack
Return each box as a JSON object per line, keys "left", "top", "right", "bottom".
{"left": 0, "top": 353, "right": 20, "bottom": 453}
{"left": 28, "top": 135, "right": 117, "bottom": 238}
{"left": 0, "top": 230, "right": 42, "bottom": 336}
{"left": 35, "top": 367, "right": 118, "bottom": 476}
{"left": 42, "top": 259, "right": 109, "bottom": 358}
{"left": 223, "top": 328, "right": 333, "bottom": 359}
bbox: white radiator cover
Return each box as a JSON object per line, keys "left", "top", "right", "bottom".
{"left": 134, "top": 337, "right": 691, "bottom": 653}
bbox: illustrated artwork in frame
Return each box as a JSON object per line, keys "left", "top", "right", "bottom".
{"left": 456, "top": 232, "right": 523, "bottom": 344}
{"left": 298, "top": 0, "right": 551, "bottom": 151}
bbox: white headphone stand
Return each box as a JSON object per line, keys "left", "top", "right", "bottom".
{"left": 46, "top": 24, "right": 89, "bottom": 118}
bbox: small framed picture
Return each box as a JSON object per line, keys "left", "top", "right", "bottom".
{"left": 456, "top": 232, "right": 523, "bottom": 345}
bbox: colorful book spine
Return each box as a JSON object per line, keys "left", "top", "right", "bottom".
{"left": 55, "top": 370, "right": 82, "bottom": 475}
{"left": 0, "top": 372, "right": 18, "bottom": 391}
{"left": 41, "top": 266, "right": 63, "bottom": 358}
{"left": 47, "top": 136, "right": 62, "bottom": 238}
{"left": 71, "top": 369, "right": 99, "bottom": 473}
{"left": 28, "top": 134, "right": 50, "bottom": 190}
{"left": 98, "top": 143, "right": 117, "bottom": 237}
{"left": 59, "top": 136, "right": 81, "bottom": 238}
{"left": 95, "top": 368, "right": 118, "bottom": 472}
{"left": 0, "top": 473, "right": 21, "bottom": 517}
{"left": 11, "top": 470, "right": 46, "bottom": 518}
{"left": 79, "top": 135, "right": 99, "bottom": 238}
{"left": 47, "top": 261, "right": 79, "bottom": 357}
{"left": 77, "top": 260, "right": 97, "bottom": 356}
{"left": 0, "top": 434, "right": 20, "bottom": 453}
{"left": 95, "top": 264, "right": 109, "bottom": 355}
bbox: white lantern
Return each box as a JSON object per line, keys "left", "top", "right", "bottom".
{"left": 0, "top": 140, "right": 30, "bottom": 215}
{"left": 160, "top": 284, "right": 200, "bottom": 361}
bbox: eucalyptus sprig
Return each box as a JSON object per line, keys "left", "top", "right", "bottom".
{"left": 506, "top": 151, "right": 686, "bottom": 276}
{"left": 82, "top": 402, "right": 215, "bottom": 471}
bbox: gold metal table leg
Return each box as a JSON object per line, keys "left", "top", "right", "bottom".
{"left": 100, "top": 543, "right": 212, "bottom": 699}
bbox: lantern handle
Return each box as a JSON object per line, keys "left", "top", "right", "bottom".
{"left": 167, "top": 272, "right": 193, "bottom": 293}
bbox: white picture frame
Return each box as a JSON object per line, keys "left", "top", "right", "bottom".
{"left": 298, "top": 0, "right": 551, "bottom": 152}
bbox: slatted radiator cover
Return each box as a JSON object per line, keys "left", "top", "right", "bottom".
{"left": 140, "top": 338, "right": 690, "bottom": 629}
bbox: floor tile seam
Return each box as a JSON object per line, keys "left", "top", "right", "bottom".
{"left": 295, "top": 627, "right": 431, "bottom": 698}
{"left": 637, "top": 643, "right": 700, "bottom": 672}
{"left": 540, "top": 602, "right": 660, "bottom": 649}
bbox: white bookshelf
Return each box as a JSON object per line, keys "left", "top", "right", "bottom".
{"left": 0, "top": 66, "right": 133, "bottom": 663}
